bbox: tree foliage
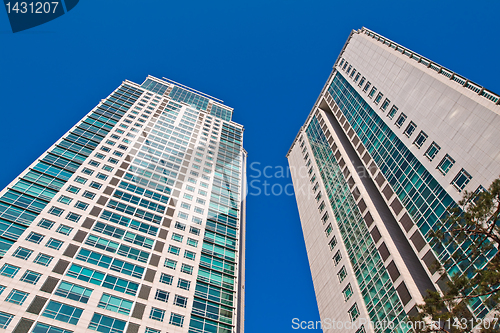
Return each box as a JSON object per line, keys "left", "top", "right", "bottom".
{"left": 411, "top": 178, "right": 500, "bottom": 332}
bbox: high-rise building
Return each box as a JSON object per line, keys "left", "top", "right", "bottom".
{"left": 287, "top": 27, "right": 500, "bottom": 332}
{"left": 0, "top": 75, "right": 246, "bottom": 333}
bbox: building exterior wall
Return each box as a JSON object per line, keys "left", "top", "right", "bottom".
{"left": 0, "top": 75, "right": 246, "bottom": 333}
{"left": 287, "top": 27, "right": 500, "bottom": 332}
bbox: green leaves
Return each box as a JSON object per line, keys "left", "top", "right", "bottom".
{"left": 410, "top": 178, "right": 500, "bottom": 332}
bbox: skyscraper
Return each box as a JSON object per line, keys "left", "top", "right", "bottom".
{"left": 287, "top": 27, "right": 500, "bottom": 332}
{"left": 0, "top": 75, "right": 246, "bottom": 333}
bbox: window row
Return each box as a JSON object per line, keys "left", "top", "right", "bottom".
{"left": 339, "top": 58, "right": 474, "bottom": 193}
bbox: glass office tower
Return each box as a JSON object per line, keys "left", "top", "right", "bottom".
{"left": 287, "top": 27, "right": 500, "bottom": 332}
{"left": 0, "top": 75, "right": 246, "bottom": 333}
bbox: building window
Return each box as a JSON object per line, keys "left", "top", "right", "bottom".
{"left": 184, "top": 250, "right": 196, "bottom": 261}
{"left": 42, "top": 300, "right": 83, "bottom": 324}
{"left": 374, "top": 92, "right": 383, "bottom": 104}
{"left": 358, "top": 77, "right": 366, "bottom": 87}
{"left": 380, "top": 98, "right": 390, "bottom": 111}
{"left": 83, "top": 191, "right": 96, "bottom": 200}
{"left": 174, "top": 295, "right": 188, "bottom": 308}
{"left": 169, "top": 313, "right": 185, "bottom": 327}
{"left": 404, "top": 121, "right": 417, "bottom": 137}
{"left": 346, "top": 65, "right": 352, "bottom": 75}
{"left": 425, "top": 142, "right": 441, "bottom": 161}
{"left": 74, "top": 201, "right": 89, "bottom": 211}
{"left": 368, "top": 87, "right": 377, "bottom": 98}
{"left": 181, "top": 264, "right": 193, "bottom": 275}
{"left": 190, "top": 227, "right": 200, "bottom": 236}
{"left": 178, "top": 278, "right": 191, "bottom": 291}
{"left": 172, "top": 233, "right": 183, "bottom": 242}
{"left": 66, "top": 185, "right": 80, "bottom": 194}
{"left": 12, "top": 247, "right": 33, "bottom": 260}
{"left": 325, "top": 224, "right": 333, "bottom": 237}
{"left": 187, "top": 238, "right": 198, "bottom": 247}
{"left": 90, "top": 181, "right": 102, "bottom": 190}
{"left": 46, "top": 238, "right": 64, "bottom": 250}
{"left": 32, "top": 323, "right": 72, "bottom": 333}
{"left": 343, "top": 284, "right": 354, "bottom": 301}
{"left": 97, "top": 294, "right": 133, "bottom": 315}
{"left": 164, "top": 259, "right": 177, "bottom": 270}
{"left": 387, "top": 105, "right": 398, "bottom": 119}
{"left": 48, "top": 206, "right": 64, "bottom": 217}
{"left": 96, "top": 173, "right": 108, "bottom": 181}
{"left": 55, "top": 281, "right": 93, "bottom": 303}
{"left": 82, "top": 168, "right": 94, "bottom": 175}
{"left": 363, "top": 81, "right": 371, "bottom": 92}
{"left": 338, "top": 266, "right": 347, "bottom": 282}
{"left": 149, "top": 307, "right": 165, "bottom": 322}
{"left": 354, "top": 73, "right": 361, "bottom": 82}
{"left": 168, "top": 245, "right": 180, "bottom": 256}
{"left": 66, "top": 212, "right": 81, "bottom": 223}
{"left": 322, "top": 212, "right": 329, "bottom": 224}
{"left": 159, "top": 273, "right": 173, "bottom": 285}
{"left": 20, "top": 270, "right": 42, "bottom": 284}
{"left": 318, "top": 201, "right": 325, "bottom": 212}
{"left": 155, "top": 289, "right": 169, "bottom": 302}
{"left": 356, "top": 325, "right": 366, "bottom": 333}
{"left": 312, "top": 182, "right": 319, "bottom": 192}
{"left": 413, "top": 131, "right": 428, "bottom": 148}
{"left": 328, "top": 236, "right": 337, "bottom": 251}
{"left": 75, "top": 176, "right": 87, "bottom": 184}
{"left": 395, "top": 113, "right": 407, "bottom": 128}
{"left": 437, "top": 154, "right": 455, "bottom": 175}
{"left": 315, "top": 192, "right": 322, "bottom": 202}
{"left": 0, "top": 311, "right": 14, "bottom": 329}
{"left": 38, "top": 218, "right": 55, "bottom": 230}
{"left": 333, "top": 251, "right": 342, "bottom": 265}
{"left": 145, "top": 328, "right": 160, "bottom": 333}
{"left": 348, "top": 303, "right": 360, "bottom": 321}
{"left": 342, "top": 61, "right": 348, "bottom": 70}
{"left": 34, "top": 253, "right": 54, "bottom": 266}
{"left": 56, "top": 224, "right": 73, "bottom": 236}
{"left": 58, "top": 195, "right": 73, "bottom": 205}
{"left": 0, "top": 264, "right": 20, "bottom": 278}
{"left": 350, "top": 68, "right": 356, "bottom": 78}
{"left": 26, "top": 231, "right": 44, "bottom": 244}
{"left": 451, "top": 169, "right": 472, "bottom": 192}
{"left": 5, "top": 289, "right": 28, "bottom": 305}
{"left": 88, "top": 313, "right": 126, "bottom": 333}
{"left": 175, "top": 222, "right": 186, "bottom": 231}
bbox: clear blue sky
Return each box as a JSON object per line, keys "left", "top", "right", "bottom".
{"left": 1, "top": 1, "right": 499, "bottom": 332}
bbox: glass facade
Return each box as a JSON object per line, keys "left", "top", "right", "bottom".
{"left": 328, "top": 71, "right": 495, "bottom": 318}
{"left": 0, "top": 76, "right": 245, "bottom": 332}
{"left": 306, "top": 117, "right": 409, "bottom": 332}
{"left": 189, "top": 122, "right": 243, "bottom": 333}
